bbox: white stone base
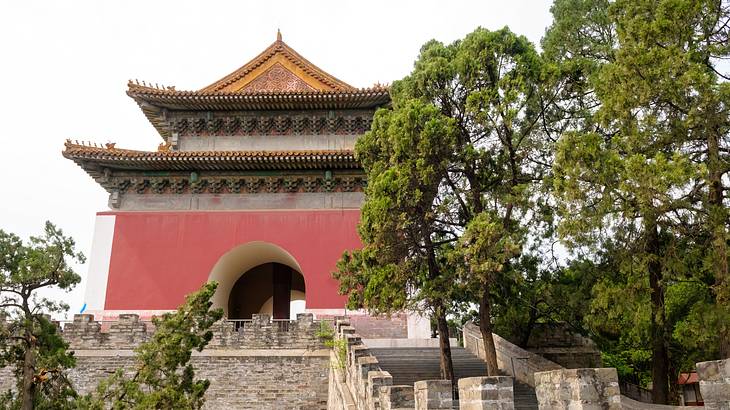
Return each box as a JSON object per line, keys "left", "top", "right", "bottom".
{"left": 363, "top": 338, "right": 459, "bottom": 348}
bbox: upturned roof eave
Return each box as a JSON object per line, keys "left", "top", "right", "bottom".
{"left": 126, "top": 87, "right": 390, "bottom": 140}
{"left": 126, "top": 86, "right": 391, "bottom": 108}
{"left": 62, "top": 141, "right": 361, "bottom": 173}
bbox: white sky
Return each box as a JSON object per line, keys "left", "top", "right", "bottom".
{"left": 0, "top": 0, "right": 554, "bottom": 319}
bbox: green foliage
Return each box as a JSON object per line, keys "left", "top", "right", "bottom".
{"left": 316, "top": 322, "right": 347, "bottom": 369}
{"left": 602, "top": 350, "right": 652, "bottom": 387}
{"left": 545, "top": 0, "right": 730, "bottom": 399}
{"left": 336, "top": 26, "right": 557, "bottom": 377}
{"left": 334, "top": 98, "right": 460, "bottom": 314}
{"left": 0, "top": 222, "right": 84, "bottom": 409}
{"left": 76, "top": 282, "right": 223, "bottom": 410}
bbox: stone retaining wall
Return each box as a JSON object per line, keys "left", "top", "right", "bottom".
{"left": 0, "top": 313, "right": 330, "bottom": 409}
{"left": 69, "top": 350, "right": 329, "bottom": 409}
{"left": 524, "top": 323, "right": 602, "bottom": 369}
{"left": 0, "top": 350, "right": 330, "bottom": 409}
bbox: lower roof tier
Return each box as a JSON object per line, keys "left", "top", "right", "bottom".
{"left": 63, "top": 140, "right": 358, "bottom": 173}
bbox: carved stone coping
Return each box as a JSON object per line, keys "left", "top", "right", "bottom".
{"left": 64, "top": 312, "right": 323, "bottom": 350}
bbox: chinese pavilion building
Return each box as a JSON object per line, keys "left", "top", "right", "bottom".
{"left": 63, "top": 32, "right": 409, "bottom": 330}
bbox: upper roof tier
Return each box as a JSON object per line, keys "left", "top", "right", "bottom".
{"left": 127, "top": 31, "right": 390, "bottom": 137}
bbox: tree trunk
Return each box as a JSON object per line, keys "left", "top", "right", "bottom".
{"left": 646, "top": 218, "right": 670, "bottom": 404}
{"left": 423, "top": 239, "right": 456, "bottom": 390}
{"left": 707, "top": 130, "right": 730, "bottom": 358}
{"left": 520, "top": 299, "right": 538, "bottom": 348}
{"left": 21, "top": 329, "right": 35, "bottom": 410}
{"left": 479, "top": 286, "right": 500, "bottom": 376}
{"left": 435, "top": 304, "right": 455, "bottom": 384}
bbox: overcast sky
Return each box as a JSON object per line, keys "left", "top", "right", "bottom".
{"left": 0, "top": 0, "right": 554, "bottom": 319}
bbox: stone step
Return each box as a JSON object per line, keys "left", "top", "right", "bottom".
{"left": 369, "top": 347, "right": 538, "bottom": 410}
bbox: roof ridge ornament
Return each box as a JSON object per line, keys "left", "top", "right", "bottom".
{"left": 277, "top": 28, "right": 282, "bottom": 43}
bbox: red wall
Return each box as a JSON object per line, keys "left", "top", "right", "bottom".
{"left": 100, "top": 210, "right": 361, "bottom": 310}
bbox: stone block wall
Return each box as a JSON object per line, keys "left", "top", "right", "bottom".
{"left": 66, "top": 351, "right": 329, "bottom": 409}
{"left": 347, "top": 313, "right": 408, "bottom": 339}
{"left": 697, "top": 358, "right": 730, "bottom": 410}
{"left": 534, "top": 368, "right": 621, "bottom": 410}
{"left": 64, "top": 313, "right": 151, "bottom": 349}
{"left": 524, "top": 323, "right": 602, "bottom": 369}
{"left": 463, "top": 321, "right": 724, "bottom": 410}
{"left": 1, "top": 313, "right": 331, "bottom": 409}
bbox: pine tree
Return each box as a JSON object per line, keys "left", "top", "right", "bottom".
{"left": 0, "top": 222, "right": 84, "bottom": 410}
{"left": 76, "top": 282, "right": 223, "bottom": 409}
{"left": 544, "top": 0, "right": 730, "bottom": 403}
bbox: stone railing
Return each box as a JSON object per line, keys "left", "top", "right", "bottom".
{"left": 620, "top": 396, "right": 699, "bottom": 410}
{"left": 63, "top": 313, "right": 326, "bottom": 350}
{"left": 329, "top": 318, "right": 395, "bottom": 410}
{"left": 533, "top": 367, "right": 720, "bottom": 410}
{"left": 697, "top": 358, "right": 730, "bottom": 410}
{"left": 535, "top": 368, "right": 622, "bottom": 409}
{"left": 464, "top": 323, "right": 730, "bottom": 409}
{"left": 328, "top": 318, "right": 515, "bottom": 410}
{"left": 463, "top": 322, "right": 561, "bottom": 387}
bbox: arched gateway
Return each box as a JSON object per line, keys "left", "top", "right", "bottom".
{"left": 208, "top": 241, "right": 306, "bottom": 320}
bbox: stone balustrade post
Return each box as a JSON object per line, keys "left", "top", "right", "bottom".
{"left": 65, "top": 313, "right": 105, "bottom": 348}
{"left": 367, "top": 370, "right": 393, "bottom": 409}
{"left": 340, "top": 325, "right": 357, "bottom": 338}
{"left": 458, "top": 376, "right": 514, "bottom": 410}
{"left": 296, "top": 312, "right": 314, "bottom": 326}
{"left": 697, "top": 358, "right": 730, "bottom": 410}
{"left": 358, "top": 356, "right": 380, "bottom": 388}
{"left": 108, "top": 313, "right": 148, "bottom": 347}
{"left": 345, "top": 334, "right": 363, "bottom": 369}
{"left": 414, "top": 380, "right": 453, "bottom": 409}
{"left": 534, "top": 368, "right": 620, "bottom": 410}
{"left": 208, "top": 319, "right": 235, "bottom": 347}
{"left": 380, "top": 385, "right": 415, "bottom": 410}
{"left": 335, "top": 317, "right": 350, "bottom": 334}
{"left": 251, "top": 313, "right": 271, "bottom": 326}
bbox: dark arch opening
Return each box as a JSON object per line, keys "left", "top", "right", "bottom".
{"left": 227, "top": 262, "right": 306, "bottom": 320}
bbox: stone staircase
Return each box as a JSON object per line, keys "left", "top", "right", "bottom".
{"left": 369, "top": 347, "right": 538, "bottom": 410}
